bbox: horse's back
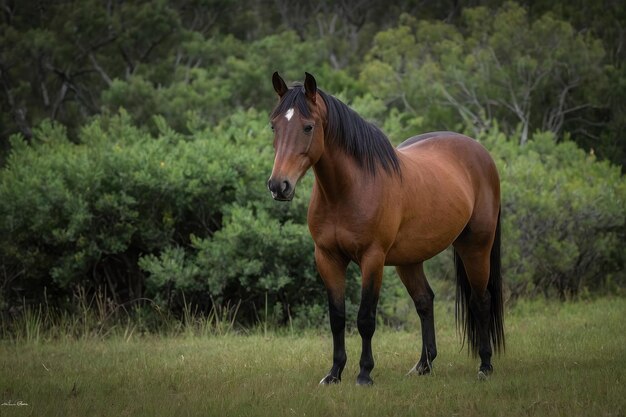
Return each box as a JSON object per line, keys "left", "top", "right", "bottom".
{"left": 397, "top": 131, "right": 462, "bottom": 149}
{"left": 396, "top": 132, "right": 499, "bottom": 187}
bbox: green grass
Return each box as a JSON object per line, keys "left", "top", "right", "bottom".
{"left": 1, "top": 297, "right": 625, "bottom": 417}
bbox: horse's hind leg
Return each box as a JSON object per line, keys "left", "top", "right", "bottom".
{"left": 470, "top": 285, "right": 493, "bottom": 379}
{"left": 454, "top": 238, "right": 495, "bottom": 378}
{"left": 396, "top": 263, "right": 437, "bottom": 375}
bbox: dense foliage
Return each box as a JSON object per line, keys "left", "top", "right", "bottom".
{"left": 0, "top": 0, "right": 624, "bottom": 326}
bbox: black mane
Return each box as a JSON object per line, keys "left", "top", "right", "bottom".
{"left": 271, "top": 85, "right": 401, "bottom": 177}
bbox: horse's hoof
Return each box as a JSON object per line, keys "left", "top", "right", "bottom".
{"left": 406, "top": 361, "right": 432, "bottom": 376}
{"left": 417, "top": 361, "right": 432, "bottom": 375}
{"left": 319, "top": 374, "right": 341, "bottom": 385}
{"left": 477, "top": 365, "right": 492, "bottom": 381}
{"left": 356, "top": 375, "right": 374, "bottom": 386}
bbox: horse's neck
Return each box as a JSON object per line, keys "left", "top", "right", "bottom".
{"left": 312, "top": 142, "right": 369, "bottom": 203}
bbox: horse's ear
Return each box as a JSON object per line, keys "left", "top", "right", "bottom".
{"left": 304, "top": 72, "right": 317, "bottom": 103}
{"left": 272, "top": 72, "right": 288, "bottom": 98}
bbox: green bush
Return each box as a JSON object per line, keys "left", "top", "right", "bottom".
{"left": 0, "top": 109, "right": 270, "bottom": 308}
{"left": 1, "top": 108, "right": 624, "bottom": 328}
{"left": 482, "top": 129, "right": 626, "bottom": 298}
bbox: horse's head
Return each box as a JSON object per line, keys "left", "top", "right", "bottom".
{"left": 267, "top": 72, "right": 325, "bottom": 201}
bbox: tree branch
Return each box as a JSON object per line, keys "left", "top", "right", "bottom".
{"left": 88, "top": 53, "right": 113, "bottom": 87}
{"left": 0, "top": 59, "right": 32, "bottom": 139}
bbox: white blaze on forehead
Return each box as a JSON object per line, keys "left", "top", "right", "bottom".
{"left": 285, "top": 108, "right": 295, "bottom": 121}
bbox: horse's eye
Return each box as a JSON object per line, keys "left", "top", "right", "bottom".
{"left": 270, "top": 124, "right": 275, "bottom": 131}
{"left": 304, "top": 125, "right": 313, "bottom": 134}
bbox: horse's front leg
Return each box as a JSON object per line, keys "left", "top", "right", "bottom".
{"left": 356, "top": 250, "right": 385, "bottom": 386}
{"left": 315, "top": 247, "right": 349, "bottom": 385}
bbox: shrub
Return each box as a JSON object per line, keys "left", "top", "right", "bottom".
{"left": 1, "top": 109, "right": 624, "bottom": 328}
{"left": 482, "top": 129, "right": 626, "bottom": 298}
{"left": 0, "top": 109, "right": 274, "bottom": 310}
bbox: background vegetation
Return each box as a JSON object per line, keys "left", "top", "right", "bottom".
{"left": 0, "top": 0, "right": 625, "bottom": 331}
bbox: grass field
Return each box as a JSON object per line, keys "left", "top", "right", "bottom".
{"left": 1, "top": 297, "right": 625, "bottom": 417}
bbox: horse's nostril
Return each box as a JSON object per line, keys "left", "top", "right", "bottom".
{"left": 267, "top": 178, "right": 293, "bottom": 200}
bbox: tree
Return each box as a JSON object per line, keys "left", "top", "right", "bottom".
{"left": 0, "top": 0, "right": 183, "bottom": 145}
{"left": 360, "top": 3, "right": 609, "bottom": 146}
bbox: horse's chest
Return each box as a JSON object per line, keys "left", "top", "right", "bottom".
{"left": 308, "top": 206, "right": 394, "bottom": 261}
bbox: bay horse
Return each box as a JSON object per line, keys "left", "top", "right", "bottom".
{"left": 267, "top": 72, "right": 504, "bottom": 385}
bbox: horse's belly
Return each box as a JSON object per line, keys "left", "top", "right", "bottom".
{"left": 384, "top": 212, "right": 469, "bottom": 265}
{"left": 384, "top": 234, "right": 453, "bottom": 265}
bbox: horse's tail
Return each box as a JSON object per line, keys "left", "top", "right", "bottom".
{"left": 454, "top": 208, "right": 505, "bottom": 356}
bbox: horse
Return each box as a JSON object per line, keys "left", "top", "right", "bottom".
{"left": 267, "top": 72, "right": 504, "bottom": 385}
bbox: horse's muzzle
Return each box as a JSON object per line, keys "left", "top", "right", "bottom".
{"left": 267, "top": 178, "right": 294, "bottom": 201}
